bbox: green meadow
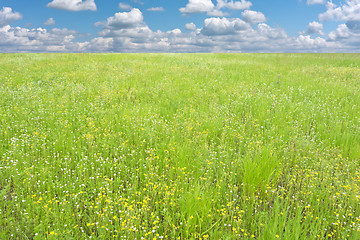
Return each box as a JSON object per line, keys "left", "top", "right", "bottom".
{"left": 1, "top": 53, "right": 360, "bottom": 239}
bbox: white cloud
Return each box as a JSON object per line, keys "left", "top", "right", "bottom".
{"left": 207, "top": 9, "right": 229, "bottom": 17}
{"left": 301, "top": 21, "right": 324, "bottom": 35}
{"left": 86, "top": 37, "right": 114, "bottom": 52}
{"left": 319, "top": 0, "right": 360, "bottom": 21}
{"left": 0, "top": 7, "right": 22, "bottom": 27}
{"left": 241, "top": 10, "right": 266, "bottom": 24}
{"left": 86, "top": 10, "right": 357, "bottom": 53}
{"left": 0, "top": 25, "right": 38, "bottom": 49}
{"left": 98, "top": 25, "right": 154, "bottom": 39}
{"left": 307, "top": 0, "right": 325, "bottom": 5}
{"left": 180, "top": 0, "right": 251, "bottom": 16}
{"left": 2, "top": 5, "right": 359, "bottom": 53}
{"left": 201, "top": 17, "right": 249, "bottom": 35}
{"left": 119, "top": 3, "right": 132, "bottom": 11}
{"left": 180, "top": 0, "right": 215, "bottom": 14}
{"left": 217, "top": 0, "right": 252, "bottom": 10}
{"left": 295, "top": 35, "right": 328, "bottom": 50}
{"left": 47, "top": 0, "right": 97, "bottom": 12}
{"left": 328, "top": 24, "right": 352, "bottom": 40}
{"left": 96, "top": 8, "right": 144, "bottom": 29}
{"left": 325, "top": 24, "right": 360, "bottom": 50}
{"left": 44, "top": 18, "right": 56, "bottom": 26}
{"left": 196, "top": 21, "right": 296, "bottom": 52}
{"left": 0, "top": 21, "right": 352, "bottom": 53}
{"left": 257, "top": 24, "right": 287, "bottom": 39}
{"left": 167, "top": 29, "right": 182, "bottom": 35}
{"left": 185, "top": 22, "right": 197, "bottom": 30}
{"left": 0, "top": 25, "right": 88, "bottom": 52}
{"left": 147, "top": 7, "right": 165, "bottom": 12}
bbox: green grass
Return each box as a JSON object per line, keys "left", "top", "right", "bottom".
{"left": 1, "top": 53, "right": 360, "bottom": 239}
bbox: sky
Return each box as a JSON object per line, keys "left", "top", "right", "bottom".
{"left": 1, "top": 0, "right": 360, "bottom": 53}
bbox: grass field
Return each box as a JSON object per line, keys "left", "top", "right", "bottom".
{"left": 1, "top": 53, "right": 360, "bottom": 239}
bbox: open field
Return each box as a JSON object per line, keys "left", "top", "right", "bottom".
{"left": 1, "top": 53, "right": 360, "bottom": 239}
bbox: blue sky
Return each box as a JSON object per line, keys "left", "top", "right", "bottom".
{"left": 1, "top": 0, "right": 360, "bottom": 52}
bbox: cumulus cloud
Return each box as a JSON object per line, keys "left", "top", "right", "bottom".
{"left": 2, "top": 5, "right": 358, "bottom": 53}
{"left": 119, "top": 2, "right": 132, "bottom": 11}
{"left": 179, "top": 0, "right": 252, "bottom": 16}
{"left": 185, "top": 22, "right": 197, "bottom": 30}
{"left": 241, "top": 10, "right": 266, "bottom": 24}
{"left": 307, "top": 0, "right": 326, "bottom": 5}
{"left": 84, "top": 8, "right": 356, "bottom": 53}
{"left": 257, "top": 24, "right": 287, "bottom": 39}
{"left": 319, "top": 0, "right": 360, "bottom": 21}
{"left": 0, "top": 7, "right": 22, "bottom": 27}
{"left": 328, "top": 24, "right": 352, "bottom": 40}
{"left": 207, "top": 0, "right": 252, "bottom": 16}
{"left": 217, "top": 0, "right": 252, "bottom": 10}
{"left": 0, "top": 25, "right": 89, "bottom": 52}
{"left": 295, "top": 35, "right": 328, "bottom": 51}
{"left": 0, "top": 21, "right": 352, "bottom": 53}
{"left": 44, "top": 18, "right": 56, "bottom": 26}
{"left": 96, "top": 8, "right": 144, "bottom": 29}
{"left": 180, "top": 0, "right": 215, "bottom": 14}
{"left": 301, "top": 21, "right": 324, "bottom": 35}
{"left": 322, "top": 24, "right": 359, "bottom": 50}
{"left": 47, "top": 0, "right": 97, "bottom": 12}
{"left": 207, "top": 9, "right": 229, "bottom": 17}
{"left": 93, "top": 8, "right": 170, "bottom": 52}
{"left": 201, "top": 17, "right": 249, "bottom": 35}
{"left": 86, "top": 37, "right": 114, "bottom": 52}
{"left": 167, "top": 29, "right": 182, "bottom": 35}
{"left": 147, "top": 7, "right": 165, "bottom": 12}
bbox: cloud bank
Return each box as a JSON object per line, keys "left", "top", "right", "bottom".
{"left": 1, "top": 1, "right": 360, "bottom": 53}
